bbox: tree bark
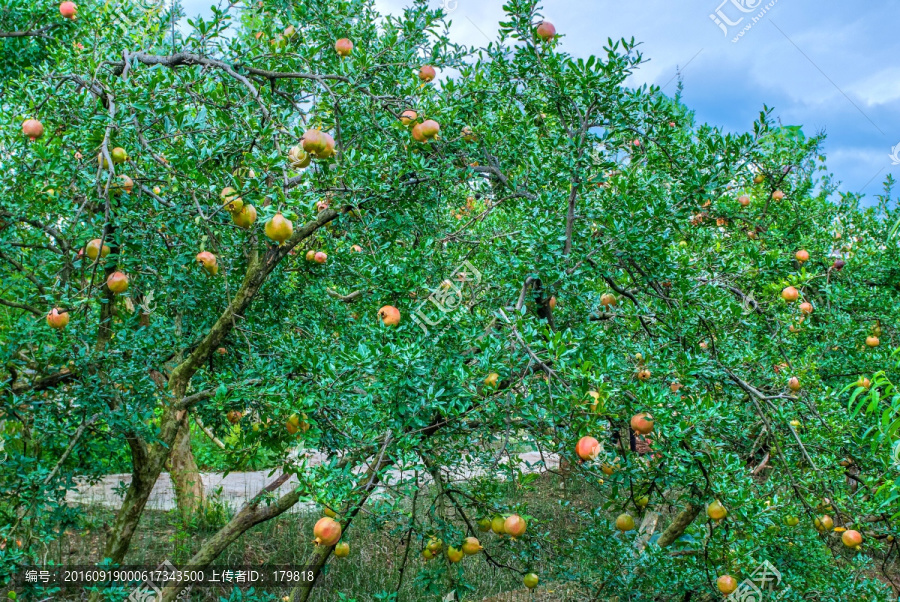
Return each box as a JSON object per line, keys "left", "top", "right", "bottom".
{"left": 168, "top": 424, "right": 206, "bottom": 525}
{"left": 656, "top": 503, "right": 702, "bottom": 548}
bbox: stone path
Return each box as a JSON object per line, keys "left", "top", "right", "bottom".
{"left": 66, "top": 451, "right": 560, "bottom": 512}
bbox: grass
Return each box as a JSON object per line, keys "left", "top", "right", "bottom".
{"left": 49, "top": 473, "right": 597, "bottom": 601}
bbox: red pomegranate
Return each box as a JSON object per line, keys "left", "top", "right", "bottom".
{"left": 47, "top": 308, "right": 70, "bottom": 329}
{"left": 196, "top": 251, "right": 218, "bottom": 276}
{"left": 418, "top": 65, "right": 436, "bottom": 82}
{"left": 106, "top": 271, "right": 129, "bottom": 293}
{"left": 630, "top": 412, "right": 654, "bottom": 435}
{"left": 504, "top": 514, "right": 527, "bottom": 538}
{"left": 575, "top": 436, "right": 601, "bottom": 461}
{"left": 59, "top": 1, "right": 77, "bottom": 18}
{"left": 22, "top": 119, "right": 44, "bottom": 141}
{"left": 536, "top": 21, "right": 556, "bottom": 41}
{"left": 313, "top": 517, "right": 342, "bottom": 546}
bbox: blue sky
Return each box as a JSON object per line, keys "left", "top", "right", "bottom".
{"left": 181, "top": 0, "right": 900, "bottom": 202}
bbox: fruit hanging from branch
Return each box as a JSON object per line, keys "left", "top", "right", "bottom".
{"left": 85, "top": 239, "right": 110, "bottom": 260}
{"left": 22, "top": 119, "right": 44, "bottom": 141}
{"left": 788, "top": 376, "right": 801, "bottom": 392}
{"left": 312, "top": 517, "right": 342, "bottom": 546}
{"left": 232, "top": 204, "right": 257, "bottom": 228}
{"left": 491, "top": 515, "right": 505, "bottom": 534}
{"left": 288, "top": 146, "right": 311, "bottom": 169}
{"left": 841, "top": 529, "right": 862, "bottom": 548}
{"left": 615, "top": 513, "right": 635, "bottom": 532}
{"left": 220, "top": 187, "right": 243, "bottom": 213}
{"left": 59, "top": 2, "right": 77, "bottom": 19}
{"left": 334, "top": 38, "right": 353, "bottom": 56}
{"left": 483, "top": 372, "right": 499, "bottom": 388}
{"left": 717, "top": 575, "right": 738, "bottom": 595}
{"left": 523, "top": 573, "right": 539, "bottom": 589}
{"left": 314, "top": 251, "right": 327, "bottom": 264}
{"left": 446, "top": 546, "right": 464, "bottom": 562}
{"left": 111, "top": 147, "right": 128, "bottom": 164}
{"left": 461, "top": 537, "right": 483, "bottom": 555}
{"left": 536, "top": 21, "right": 556, "bottom": 41}
{"left": 265, "top": 213, "right": 294, "bottom": 244}
{"left": 781, "top": 286, "right": 799, "bottom": 302}
{"left": 504, "top": 514, "right": 527, "bottom": 538}
{"left": 196, "top": 251, "right": 218, "bottom": 276}
{"left": 575, "top": 436, "right": 601, "bottom": 461}
{"left": 106, "top": 271, "right": 129, "bottom": 294}
{"left": 418, "top": 65, "right": 436, "bottom": 82}
{"left": 630, "top": 413, "right": 654, "bottom": 435}
{"left": 814, "top": 515, "right": 833, "bottom": 532}
{"left": 707, "top": 500, "right": 727, "bottom": 520}
{"left": 112, "top": 175, "right": 133, "bottom": 195}
{"left": 399, "top": 109, "right": 417, "bottom": 126}
{"left": 46, "top": 308, "right": 69, "bottom": 329}
{"left": 333, "top": 541, "right": 350, "bottom": 557}
{"left": 378, "top": 305, "right": 400, "bottom": 326}
{"left": 600, "top": 293, "right": 617, "bottom": 307}
{"left": 795, "top": 249, "right": 809, "bottom": 263}
{"left": 866, "top": 336, "right": 880, "bottom": 348}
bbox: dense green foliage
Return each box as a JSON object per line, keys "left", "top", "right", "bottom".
{"left": 2, "top": 0, "right": 900, "bottom": 599}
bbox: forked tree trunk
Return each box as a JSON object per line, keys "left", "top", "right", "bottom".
{"left": 169, "top": 424, "right": 206, "bottom": 525}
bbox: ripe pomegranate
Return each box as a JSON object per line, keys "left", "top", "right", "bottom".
{"left": 418, "top": 65, "right": 436, "bottom": 82}
{"left": 461, "top": 537, "right": 483, "bottom": 555}
{"left": 781, "top": 286, "right": 799, "bottom": 302}
{"left": 265, "top": 212, "right": 293, "bottom": 244}
{"left": 47, "top": 308, "right": 69, "bottom": 329}
{"left": 841, "top": 529, "right": 862, "bottom": 548}
{"left": 717, "top": 575, "right": 737, "bottom": 595}
{"left": 313, "top": 517, "right": 342, "bottom": 546}
{"left": 106, "top": 271, "right": 129, "bottom": 294}
{"left": 85, "top": 239, "right": 110, "bottom": 260}
{"left": 113, "top": 175, "right": 133, "bottom": 195}
{"left": 305, "top": 250, "right": 317, "bottom": 262}
{"left": 196, "top": 251, "right": 218, "bottom": 276}
{"left": 832, "top": 259, "right": 845, "bottom": 271}
{"left": 707, "top": 500, "right": 727, "bottom": 520}
{"left": 504, "top": 514, "right": 526, "bottom": 538}
{"left": 548, "top": 295, "right": 557, "bottom": 310}
{"left": 446, "top": 546, "right": 463, "bottom": 562}
{"left": 523, "top": 573, "right": 539, "bottom": 589}
{"left": 772, "top": 190, "right": 785, "bottom": 201}
{"left": 575, "top": 436, "right": 601, "bottom": 461}
{"left": 334, "top": 542, "right": 350, "bottom": 557}
{"left": 221, "top": 187, "right": 243, "bottom": 212}
{"left": 788, "top": 376, "right": 800, "bottom": 392}
{"left": 419, "top": 119, "right": 440, "bottom": 140}
{"left": 799, "top": 302, "right": 813, "bottom": 315}
{"left": 334, "top": 38, "right": 353, "bottom": 56}
{"left": 630, "top": 413, "right": 654, "bottom": 435}
{"left": 536, "top": 21, "right": 556, "bottom": 41}
{"left": 600, "top": 293, "right": 617, "bottom": 307}
{"left": 314, "top": 251, "right": 327, "bottom": 264}
{"left": 378, "top": 305, "right": 400, "bottom": 326}
{"left": 301, "top": 129, "right": 327, "bottom": 155}
{"left": 615, "top": 513, "right": 635, "bottom": 532}
{"left": 814, "top": 515, "right": 833, "bottom": 532}
{"left": 226, "top": 410, "right": 242, "bottom": 424}
{"left": 422, "top": 549, "right": 434, "bottom": 561}
{"left": 318, "top": 133, "right": 336, "bottom": 159}
{"left": 232, "top": 204, "right": 257, "bottom": 228}
{"left": 288, "top": 146, "right": 311, "bottom": 169}
{"left": 753, "top": 173, "right": 765, "bottom": 184}
{"left": 856, "top": 377, "right": 871, "bottom": 389}
{"left": 59, "top": 1, "right": 77, "bottom": 18}
{"left": 738, "top": 195, "right": 750, "bottom": 207}
{"left": 484, "top": 372, "right": 499, "bottom": 388}
{"left": 411, "top": 122, "right": 426, "bottom": 142}
{"left": 400, "top": 109, "right": 417, "bottom": 126}
{"left": 866, "top": 336, "right": 880, "bottom": 348}
{"left": 636, "top": 368, "right": 651, "bottom": 381}
{"left": 795, "top": 249, "right": 809, "bottom": 263}
{"left": 22, "top": 119, "right": 44, "bottom": 141}
{"left": 490, "top": 515, "right": 505, "bottom": 534}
